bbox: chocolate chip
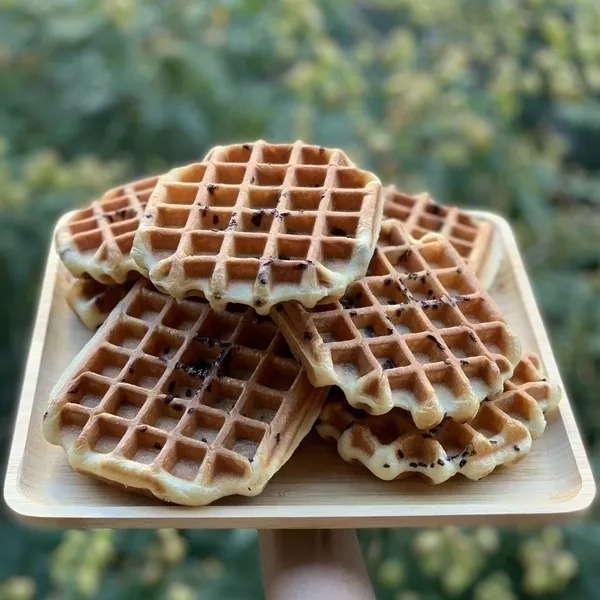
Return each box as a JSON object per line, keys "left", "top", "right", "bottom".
{"left": 459, "top": 458, "right": 467, "bottom": 468}
{"left": 363, "top": 325, "right": 375, "bottom": 338}
{"left": 242, "top": 143, "right": 250, "bottom": 150}
{"left": 383, "top": 463, "right": 390, "bottom": 468}
{"left": 201, "top": 437, "right": 208, "bottom": 443}
{"left": 513, "top": 445, "right": 520, "bottom": 452}
{"left": 187, "top": 407, "right": 195, "bottom": 414}
{"left": 384, "top": 278, "right": 392, "bottom": 286}
{"left": 172, "top": 403, "right": 184, "bottom": 412}
{"left": 153, "top": 442, "right": 163, "bottom": 450}
{"left": 437, "top": 458, "right": 445, "bottom": 466}
{"left": 275, "top": 433, "right": 281, "bottom": 444}
{"left": 426, "top": 334, "right": 444, "bottom": 351}
{"left": 382, "top": 359, "right": 396, "bottom": 370}
{"left": 331, "top": 227, "right": 347, "bottom": 237}
{"left": 168, "top": 381, "right": 175, "bottom": 394}
{"left": 304, "top": 331, "right": 313, "bottom": 340}
{"left": 251, "top": 210, "right": 264, "bottom": 228}
{"left": 397, "top": 449, "right": 404, "bottom": 459}
{"left": 212, "top": 214, "right": 219, "bottom": 225}
{"left": 138, "top": 425, "right": 148, "bottom": 432}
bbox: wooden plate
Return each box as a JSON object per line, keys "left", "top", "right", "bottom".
{"left": 3, "top": 212, "right": 595, "bottom": 528}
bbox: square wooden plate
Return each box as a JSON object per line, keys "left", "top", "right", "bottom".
{"left": 3, "top": 212, "right": 595, "bottom": 528}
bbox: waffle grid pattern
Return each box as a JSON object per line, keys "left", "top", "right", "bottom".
{"left": 44, "top": 280, "right": 326, "bottom": 505}
{"left": 132, "top": 140, "right": 383, "bottom": 314}
{"left": 317, "top": 354, "right": 561, "bottom": 483}
{"left": 272, "top": 220, "right": 521, "bottom": 429}
{"left": 65, "top": 275, "right": 131, "bottom": 330}
{"left": 383, "top": 186, "right": 495, "bottom": 281}
{"left": 55, "top": 176, "right": 159, "bottom": 284}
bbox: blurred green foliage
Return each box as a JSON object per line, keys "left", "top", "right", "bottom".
{"left": 1, "top": 0, "right": 599, "bottom": 598}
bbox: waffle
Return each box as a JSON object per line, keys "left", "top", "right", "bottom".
{"left": 66, "top": 275, "right": 131, "bottom": 330}
{"left": 317, "top": 354, "right": 561, "bottom": 483}
{"left": 272, "top": 219, "right": 521, "bottom": 428}
{"left": 55, "top": 176, "right": 159, "bottom": 284}
{"left": 131, "top": 140, "right": 383, "bottom": 315}
{"left": 384, "top": 186, "right": 501, "bottom": 287}
{"left": 43, "top": 279, "right": 327, "bottom": 506}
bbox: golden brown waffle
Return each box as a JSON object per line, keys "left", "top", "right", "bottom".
{"left": 66, "top": 275, "right": 131, "bottom": 330}
{"left": 55, "top": 176, "right": 159, "bottom": 284}
{"left": 272, "top": 219, "right": 521, "bottom": 428}
{"left": 384, "top": 186, "right": 501, "bottom": 287}
{"left": 43, "top": 279, "right": 327, "bottom": 505}
{"left": 317, "top": 354, "right": 561, "bottom": 483}
{"left": 131, "top": 140, "right": 383, "bottom": 314}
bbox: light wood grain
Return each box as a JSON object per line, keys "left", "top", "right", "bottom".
{"left": 3, "top": 212, "right": 595, "bottom": 528}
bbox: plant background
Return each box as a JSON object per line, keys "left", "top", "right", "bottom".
{"left": 1, "top": 1, "right": 599, "bottom": 598}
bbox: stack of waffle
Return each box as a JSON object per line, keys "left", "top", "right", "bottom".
{"left": 44, "top": 140, "right": 560, "bottom": 505}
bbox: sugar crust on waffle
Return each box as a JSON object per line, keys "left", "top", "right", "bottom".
{"left": 317, "top": 353, "right": 561, "bottom": 483}
{"left": 272, "top": 219, "right": 521, "bottom": 428}
{"left": 131, "top": 140, "right": 383, "bottom": 315}
{"left": 55, "top": 176, "right": 159, "bottom": 284}
{"left": 384, "top": 186, "right": 501, "bottom": 287}
{"left": 65, "top": 274, "right": 131, "bottom": 330}
{"left": 43, "top": 279, "right": 327, "bottom": 506}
